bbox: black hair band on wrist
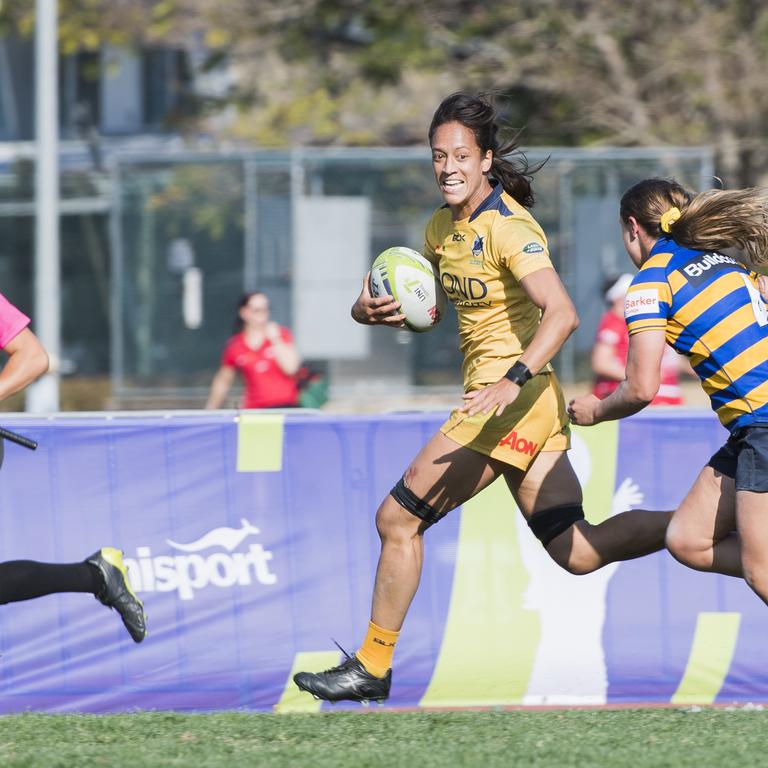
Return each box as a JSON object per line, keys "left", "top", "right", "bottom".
{"left": 504, "top": 360, "right": 533, "bottom": 387}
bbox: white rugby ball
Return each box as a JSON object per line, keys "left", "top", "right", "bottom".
{"left": 369, "top": 247, "right": 445, "bottom": 332}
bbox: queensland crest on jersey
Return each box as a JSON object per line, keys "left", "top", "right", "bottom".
{"left": 471, "top": 234, "right": 485, "bottom": 260}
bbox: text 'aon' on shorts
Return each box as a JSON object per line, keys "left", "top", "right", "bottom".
{"left": 440, "top": 372, "right": 570, "bottom": 471}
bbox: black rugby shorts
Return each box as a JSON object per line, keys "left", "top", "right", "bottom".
{"left": 708, "top": 426, "right": 768, "bottom": 492}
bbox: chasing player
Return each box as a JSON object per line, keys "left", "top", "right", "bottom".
{"left": 569, "top": 178, "right": 768, "bottom": 606}
{"left": 0, "top": 290, "right": 146, "bottom": 643}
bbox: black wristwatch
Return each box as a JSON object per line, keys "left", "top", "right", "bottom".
{"left": 504, "top": 360, "right": 533, "bottom": 387}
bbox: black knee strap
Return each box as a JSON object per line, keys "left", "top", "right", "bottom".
{"left": 528, "top": 504, "right": 585, "bottom": 547}
{"left": 390, "top": 476, "right": 446, "bottom": 527}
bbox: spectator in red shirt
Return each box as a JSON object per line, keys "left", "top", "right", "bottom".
{"left": 206, "top": 291, "right": 301, "bottom": 409}
{"left": 591, "top": 273, "right": 684, "bottom": 405}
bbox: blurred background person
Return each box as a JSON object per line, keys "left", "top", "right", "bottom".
{"left": 205, "top": 291, "right": 301, "bottom": 410}
{"left": 591, "top": 273, "right": 685, "bottom": 406}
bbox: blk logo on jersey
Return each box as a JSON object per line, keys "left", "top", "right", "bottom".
{"left": 452, "top": 232, "right": 466, "bottom": 242}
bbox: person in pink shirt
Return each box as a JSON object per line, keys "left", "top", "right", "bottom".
{"left": 0, "top": 291, "right": 146, "bottom": 643}
{"left": 206, "top": 291, "right": 301, "bottom": 409}
{"left": 591, "top": 274, "right": 685, "bottom": 405}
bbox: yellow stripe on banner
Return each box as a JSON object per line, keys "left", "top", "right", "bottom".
{"left": 274, "top": 651, "right": 341, "bottom": 713}
{"left": 572, "top": 422, "right": 619, "bottom": 526}
{"left": 237, "top": 414, "right": 284, "bottom": 472}
{"left": 420, "top": 477, "right": 540, "bottom": 707}
{"left": 671, "top": 612, "right": 741, "bottom": 705}
{"left": 420, "top": 422, "right": 620, "bottom": 708}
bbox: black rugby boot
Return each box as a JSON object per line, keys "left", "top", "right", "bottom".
{"left": 294, "top": 651, "right": 391, "bottom": 703}
{"left": 86, "top": 547, "right": 148, "bottom": 643}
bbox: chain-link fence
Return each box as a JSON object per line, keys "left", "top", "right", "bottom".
{"left": 109, "top": 146, "right": 713, "bottom": 406}
{"left": 0, "top": 144, "right": 714, "bottom": 407}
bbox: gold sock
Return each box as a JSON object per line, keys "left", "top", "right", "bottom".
{"left": 356, "top": 620, "right": 400, "bottom": 678}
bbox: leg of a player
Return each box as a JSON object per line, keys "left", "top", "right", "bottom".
{"left": 0, "top": 549, "right": 148, "bottom": 643}
{"left": 292, "top": 430, "right": 506, "bottom": 702}
{"left": 506, "top": 449, "right": 671, "bottom": 574}
{"left": 370, "top": 430, "right": 504, "bottom": 632}
{"left": 735, "top": 489, "right": 768, "bottom": 606}
{"left": 664, "top": 465, "right": 742, "bottom": 578}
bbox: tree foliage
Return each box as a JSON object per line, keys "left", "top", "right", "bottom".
{"left": 200, "top": 0, "right": 768, "bottom": 183}
{"left": 0, "top": 0, "right": 192, "bottom": 53}
{"left": 3, "top": 0, "right": 767, "bottom": 183}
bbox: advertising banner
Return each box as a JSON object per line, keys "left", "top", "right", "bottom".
{"left": 0, "top": 410, "right": 762, "bottom": 713}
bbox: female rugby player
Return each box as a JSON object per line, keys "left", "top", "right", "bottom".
{"left": 0, "top": 290, "right": 146, "bottom": 643}
{"left": 294, "top": 93, "right": 671, "bottom": 704}
{"left": 569, "top": 178, "right": 768, "bottom": 607}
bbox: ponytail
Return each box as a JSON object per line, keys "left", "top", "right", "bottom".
{"left": 670, "top": 189, "right": 768, "bottom": 265}
{"left": 620, "top": 179, "right": 768, "bottom": 265}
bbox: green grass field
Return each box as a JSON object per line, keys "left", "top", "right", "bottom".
{"left": 0, "top": 708, "right": 767, "bottom": 767}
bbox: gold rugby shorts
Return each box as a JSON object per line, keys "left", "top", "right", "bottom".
{"left": 440, "top": 372, "right": 570, "bottom": 471}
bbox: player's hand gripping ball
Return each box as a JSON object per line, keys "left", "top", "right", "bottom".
{"left": 369, "top": 247, "right": 445, "bottom": 332}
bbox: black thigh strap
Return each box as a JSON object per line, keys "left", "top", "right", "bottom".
{"left": 527, "top": 504, "right": 585, "bottom": 547}
{"left": 390, "top": 476, "right": 446, "bottom": 527}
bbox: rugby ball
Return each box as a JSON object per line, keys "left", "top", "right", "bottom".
{"left": 369, "top": 247, "right": 445, "bottom": 332}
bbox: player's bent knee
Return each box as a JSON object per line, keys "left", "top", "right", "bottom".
{"left": 665, "top": 526, "right": 707, "bottom": 568}
{"left": 531, "top": 506, "right": 599, "bottom": 575}
{"left": 664, "top": 526, "right": 686, "bottom": 559}
{"left": 560, "top": 546, "right": 601, "bottom": 575}
{"left": 528, "top": 504, "right": 585, "bottom": 548}
{"left": 389, "top": 475, "right": 446, "bottom": 529}
{"left": 375, "top": 497, "right": 421, "bottom": 541}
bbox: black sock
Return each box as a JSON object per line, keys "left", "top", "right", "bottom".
{"left": 0, "top": 560, "right": 101, "bottom": 604}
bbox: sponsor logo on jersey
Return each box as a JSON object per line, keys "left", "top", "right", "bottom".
{"left": 452, "top": 232, "right": 466, "bottom": 242}
{"left": 123, "top": 519, "right": 277, "bottom": 601}
{"left": 522, "top": 241, "right": 545, "bottom": 255}
{"left": 441, "top": 272, "right": 489, "bottom": 301}
{"left": 625, "top": 289, "right": 660, "bottom": 319}
{"left": 680, "top": 251, "right": 741, "bottom": 287}
{"left": 497, "top": 430, "right": 538, "bottom": 457}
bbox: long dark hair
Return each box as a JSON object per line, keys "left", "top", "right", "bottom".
{"left": 428, "top": 92, "right": 540, "bottom": 208}
{"left": 621, "top": 178, "right": 768, "bottom": 264}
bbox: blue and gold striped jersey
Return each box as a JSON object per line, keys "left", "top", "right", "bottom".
{"left": 625, "top": 236, "right": 768, "bottom": 431}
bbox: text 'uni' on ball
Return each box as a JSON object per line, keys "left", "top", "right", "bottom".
{"left": 369, "top": 247, "right": 446, "bottom": 332}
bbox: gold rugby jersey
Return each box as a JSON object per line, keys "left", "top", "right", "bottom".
{"left": 625, "top": 237, "right": 768, "bottom": 431}
{"left": 423, "top": 182, "right": 554, "bottom": 391}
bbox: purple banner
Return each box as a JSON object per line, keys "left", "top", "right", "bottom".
{"left": 0, "top": 410, "right": 762, "bottom": 712}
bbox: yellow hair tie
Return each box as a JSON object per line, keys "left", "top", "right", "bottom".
{"left": 660, "top": 206, "right": 681, "bottom": 233}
